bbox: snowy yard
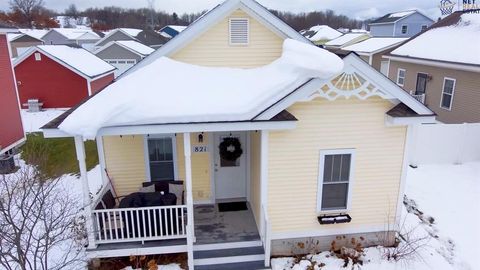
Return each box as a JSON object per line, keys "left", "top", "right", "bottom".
{"left": 272, "top": 163, "right": 480, "bottom": 270}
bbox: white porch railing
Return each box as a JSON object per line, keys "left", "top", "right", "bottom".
{"left": 409, "top": 91, "right": 426, "bottom": 104}
{"left": 261, "top": 205, "right": 271, "bottom": 267}
{"left": 92, "top": 205, "right": 188, "bottom": 245}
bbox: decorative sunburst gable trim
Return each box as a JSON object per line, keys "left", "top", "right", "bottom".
{"left": 305, "top": 65, "right": 395, "bottom": 101}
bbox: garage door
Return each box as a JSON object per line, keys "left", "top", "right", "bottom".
{"left": 106, "top": 59, "right": 136, "bottom": 77}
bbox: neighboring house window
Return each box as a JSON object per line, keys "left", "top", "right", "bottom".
{"left": 440, "top": 77, "right": 456, "bottom": 110}
{"left": 317, "top": 149, "right": 355, "bottom": 212}
{"left": 397, "top": 68, "right": 406, "bottom": 86}
{"left": 147, "top": 135, "right": 176, "bottom": 181}
{"left": 34, "top": 53, "right": 41, "bottom": 61}
{"left": 421, "top": 25, "right": 428, "bottom": 31}
{"left": 229, "top": 18, "right": 249, "bottom": 45}
{"left": 401, "top": 25, "right": 408, "bottom": 34}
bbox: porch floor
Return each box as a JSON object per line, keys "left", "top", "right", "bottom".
{"left": 194, "top": 203, "right": 260, "bottom": 245}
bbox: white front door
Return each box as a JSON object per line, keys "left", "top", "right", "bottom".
{"left": 214, "top": 132, "right": 247, "bottom": 201}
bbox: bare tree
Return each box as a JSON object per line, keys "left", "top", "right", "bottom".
{"left": 0, "top": 165, "right": 85, "bottom": 270}
{"left": 9, "top": 0, "right": 44, "bottom": 28}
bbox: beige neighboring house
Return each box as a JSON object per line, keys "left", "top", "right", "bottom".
{"left": 341, "top": 37, "right": 407, "bottom": 75}
{"left": 7, "top": 32, "right": 43, "bottom": 57}
{"left": 41, "top": 0, "right": 435, "bottom": 269}
{"left": 385, "top": 11, "right": 480, "bottom": 124}
{"left": 324, "top": 32, "right": 370, "bottom": 51}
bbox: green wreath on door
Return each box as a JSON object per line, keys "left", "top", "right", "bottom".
{"left": 219, "top": 137, "right": 243, "bottom": 161}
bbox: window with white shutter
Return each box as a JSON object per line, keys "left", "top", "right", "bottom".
{"left": 229, "top": 18, "right": 249, "bottom": 45}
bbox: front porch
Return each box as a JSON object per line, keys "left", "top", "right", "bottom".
{"left": 73, "top": 128, "right": 277, "bottom": 269}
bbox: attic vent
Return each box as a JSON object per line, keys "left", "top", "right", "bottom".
{"left": 34, "top": 53, "right": 41, "bottom": 61}
{"left": 229, "top": 18, "right": 249, "bottom": 45}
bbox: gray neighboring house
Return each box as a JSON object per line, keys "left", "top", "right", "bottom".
{"left": 42, "top": 28, "right": 102, "bottom": 48}
{"left": 94, "top": 40, "right": 155, "bottom": 77}
{"left": 369, "top": 10, "right": 434, "bottom": 37}
{"left": 95, "top": 28, "right": 168, "bottom": 50}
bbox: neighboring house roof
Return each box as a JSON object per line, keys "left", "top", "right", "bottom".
{"left": 117, "top": 28, "right": 143, "bottom": 36}
{"left": 49, "top": 28, "right": 101, "bottom": 40}
{"left": 18, "top": 29, "right": 49, "bottom": 40}
{"left": 370, "top": 10, "right": 418, "bottom": 24}
{"left": 7, "top": 32, "right": 43, "bottom": 43}
{"left": 301, "top": 25, "right": 343, "bottom": 42}
{"left": 14, "top": 45, "right": 115, "bottom": 79}
{"left": 389, "top": 12, "right": 480, "bottom": 67}
{"left": 134, "top": 30, "right": 169, "bottom": 47}
{"left": 122, "top": 0, "right": 311, "bottom": 78}
{"left": 325, "top": 33, "right": 369, "bottom": 47}
{"left": 159, "top": 25, "right": 188, "bottom": 38}
{"left": 95, "top": 28, "right": 141, "bottom": 46}
{"left": 96, "top": 40, "right": 155, "bottom": 57}
{"left": 342, "top": 37, "right": 408, "bottom": 55}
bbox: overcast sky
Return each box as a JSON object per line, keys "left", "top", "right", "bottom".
{"left": 0, "top": 0, "right": 444, "bottom": 20}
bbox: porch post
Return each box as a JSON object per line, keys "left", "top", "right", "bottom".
{"left": 260, "top": 130, "right": 271, "bottom": 267}
{"left": 74, "top": 136, "right": 96, "bottom": 249}
{"left": 183, "top": 133, "right": 195, "bottom": 270}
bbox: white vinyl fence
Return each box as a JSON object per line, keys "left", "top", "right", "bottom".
{"left": 410, "top": 123, "right": 480, "bottom": 165}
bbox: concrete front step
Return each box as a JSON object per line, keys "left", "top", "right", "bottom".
{"left": 193, "top": 241, "right": 268, "bottom": 269}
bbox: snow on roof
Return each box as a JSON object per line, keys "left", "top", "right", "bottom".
{"left": 7, "top": 33, "right": 23, "bottom": 41}
{"left": 58, "top": 39, "right": 344, "bottom": 139}
{"left": 118, "top": 28, "right": 143, "bottom": 37}
{"left": 167, "top": 25, "right": 188, "bottom": 32}
{"left": 302, "top": 25, "right": 342, "bottom": 42}
{"left": 388, "top": 10, "right": 416, "bottom": 18}
{"left": 35, "top": 45, "right": 115, "bottom": 77}
{"left": 391, "top": 13, "right": 480, "bottom": 66}
{"left": 116, "top": 40, "right": 155, "bottom": 55}
{"left": 343, "top": 37, "right": 408, "bottom": 54}
{"left": 18, "top": 29, "right": 48, "bottom": 40}
{"left": 52, "top": 28, "right": 100, "bottom": 40}
{"left": 325, "top": 33, "right": 368, "bottom": 47}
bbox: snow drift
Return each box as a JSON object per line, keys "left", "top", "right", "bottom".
{"left": 59, "top": 39, "right": 344, "bottom": 139}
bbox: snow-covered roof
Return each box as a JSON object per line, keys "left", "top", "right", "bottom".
{"left": 14, "top": 45, "right": 115, "bottom": 78}
{"left": 343, "top": 37, "right": 408, "bottom": 54}
{"left": 325, "top": 33, "right": 368, "bottom": 47}
{"left": 18, "top": 29, "right": 48, "bottom": 40}
{"left": 302, "top": 25, "right": 342, "bottom": 42}
{"left": 370, "top": 10, "right": 423, "bottom": 24}
{"left": 7, "top": 33, "right": 23, "bottom": 42}
{"left": 117, "top": 28, "right": 143, "bottom": 37}
{"left": 114, "top": 40, "right": 155, "bottom": 56}
{"left": 52, "top": 28, "right": 100, "bottom": 40}
{"left": 391, "top": 13, "right": 480, "bottom": 66}
{"left": 58, "top": 39, "right": 344, "bottom": 139}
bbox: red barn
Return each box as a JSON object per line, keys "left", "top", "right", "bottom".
{"left": 13, "top": 45, "right": 115, "bottom": 108}
{"left": 0, "top": 23, "right": 25, "bottom": 170}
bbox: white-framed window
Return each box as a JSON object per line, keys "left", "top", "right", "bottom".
{"left": 440, "top": 77, "right": 456, "bottom": 110}
{"left": 397, "top": 68, "right": 406, "bottom": 86}
{"left": 144, "top": 134, "right": 178, "bottom": 181}
{"left": 401, "top": 24, "right": 408, "bottom": 34}
{"left": 317, "top": 149, "right": 355, "bottom": 213}
{"left": 229, "top": 18, "right": 249, "bottom": 45}
{"left": 34, "top": 52, "right": 41, "bottom": 61}
{"left": 421, "top": 24, "right": 428, "bottom": 31}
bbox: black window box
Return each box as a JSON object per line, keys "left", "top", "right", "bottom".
{"left": 318, "top": 214, "right": 352, "bottom": 225}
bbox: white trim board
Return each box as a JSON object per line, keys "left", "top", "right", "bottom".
{"left": 119, "top": 0, "right": 311, "bottom": 79}
{"left": 86, "top": 244, "right": 187, "bottom": 259}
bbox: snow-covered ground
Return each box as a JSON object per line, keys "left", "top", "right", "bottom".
{"left": 272, "top": 162, "right": 480, "bottom": 270}
{"left": 21, "top": 109, "right": 67, "bottom": 133}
